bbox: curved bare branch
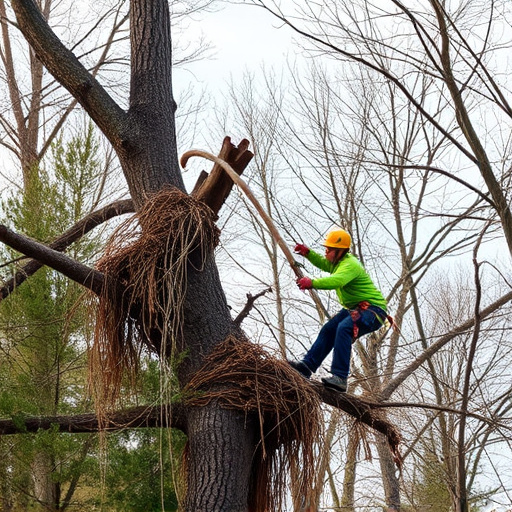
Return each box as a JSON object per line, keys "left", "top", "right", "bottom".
{"left": 0, "top": 199, "right": 134, "bottom": 299}
{"left": 181, "top": 148, "right": 330, "bottom": 321}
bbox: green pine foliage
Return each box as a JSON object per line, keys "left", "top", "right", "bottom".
{"left": 0, "top": 124, "right": 185, "bottom": 511}
{"left": 414, "top": 454, "right": 452, "bottom": 512}
{"left": 0, "top": 125, "right": 105, "bottom": 510}
{"left": 99, "top": 429, "right": 185, "bottom": 511}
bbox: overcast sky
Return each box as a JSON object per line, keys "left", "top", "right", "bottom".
{"left": 174, "top": 3, "right": 295, "bottom": 94}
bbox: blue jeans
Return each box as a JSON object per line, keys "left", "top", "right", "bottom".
{"left": 302, "top": 306, "right": 385, "bottom": 379}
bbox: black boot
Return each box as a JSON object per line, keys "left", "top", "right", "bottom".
{"left": 321, "top": 375, "right": 348, "bottom": 392}
{"left": 288, "top": 360, "right": 312, "bottom": 379}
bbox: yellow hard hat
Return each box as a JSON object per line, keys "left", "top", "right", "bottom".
{"left": 323, "top": 229, "right": 351, "bottom": 249}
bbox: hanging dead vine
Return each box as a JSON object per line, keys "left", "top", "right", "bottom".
{"left": 89, "top": 187, "right": 219, "bottom": 415}
{"left": 184, "top": 335, "right": 324, "bottom": 512}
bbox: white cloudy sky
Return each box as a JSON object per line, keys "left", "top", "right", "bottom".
{"left": 174, "top": 3, "right": 296, "bottom": 94}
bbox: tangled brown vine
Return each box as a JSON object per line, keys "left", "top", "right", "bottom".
{"left": 89, "top": 187, "right": 219, "bottom": 414}
{"left": 185, "top": 335, "right": 324, "bottom": 512}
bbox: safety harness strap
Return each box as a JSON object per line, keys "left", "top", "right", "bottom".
{"left": 350, "top": 301, "right": 397, "bottom": 339}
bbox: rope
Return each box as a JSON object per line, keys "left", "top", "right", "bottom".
{"left": 181, "top": 149, "right": 329, "bottom": 321}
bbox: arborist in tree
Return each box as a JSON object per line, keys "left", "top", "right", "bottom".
{"left": 289, "top": 228, "right": 390, "bottom": 393}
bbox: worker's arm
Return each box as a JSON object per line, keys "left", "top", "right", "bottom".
{"left": 306, "top": 249, "right": 335, "bottom": 273}
{"left": 311, "top": 273, "right": 346, "bottom": 290}
{"left": 311, "top": 256, "right": 361, "bottom": 290}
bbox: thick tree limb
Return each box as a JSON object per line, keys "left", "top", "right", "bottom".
{"left": 0, "top": 225, "right": 105, "bottom": 296}
{"left": 4, "top": 391, "right": 505, "bottom": 468}
{"left": 0, "top": 390, "right": 399, "bottom": 458}
{"left": 313, "top": 382, "right": 402, "bottom": 465}
{"left": 0, "top": 404, "right": 186, "bottom": 435}
{"left": 0, "top": 388, "right": 402, "bottom": 464}
{"left": 0, "top": 199, "right": 134, "bottom": 299}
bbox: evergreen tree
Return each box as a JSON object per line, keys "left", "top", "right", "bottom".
{"left": 0, "top": 125, "right": 106, "bottom": 511}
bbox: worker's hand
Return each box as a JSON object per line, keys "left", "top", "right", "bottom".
{"left": 296, "top": 277, "right": 313, "bottom": 290}
{"left": 294, "top": 243, "right": 310, "bottom": 256}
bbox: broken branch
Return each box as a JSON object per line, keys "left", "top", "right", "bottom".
{"left": 234, "top": 287, "right": 273, "bottom": 326}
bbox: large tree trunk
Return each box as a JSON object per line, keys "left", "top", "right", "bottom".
{"left": 186, "top": 405, "right": 256, "bottom": 510}
{"left": 123, "top": 0, "right": 183, "bottom": 205}
{"left": 10, "top": 1, "right": 258, "bottom": 510}
{"left": 180, "top": 257, "right": 258, "bottom": 510}
{"left": 31, "top": 452, "right": 57, "bottom": 512}
{"left": 124, "top": 3, "right": 258, "bottom": 505}
{"left": 125, "top": 2, "right": 258, "bottom": 504}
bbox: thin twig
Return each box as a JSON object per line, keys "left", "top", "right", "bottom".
{"left": 234, "top": 287, "right": 273, "bottom": 326}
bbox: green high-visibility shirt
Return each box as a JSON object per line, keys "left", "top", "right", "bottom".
{"left": 306, "top": 251, "right": 387, "bottom": 312}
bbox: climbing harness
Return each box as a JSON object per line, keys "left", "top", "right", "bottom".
{"left": 350, "top": 301, "right": 397, "bottom": 340}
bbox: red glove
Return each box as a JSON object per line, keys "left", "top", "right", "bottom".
{"left": 294, "top": 243, "right": 310, "bottom": 256}
{"left": 296, "top": 277, "right": 313, "bottom": 290}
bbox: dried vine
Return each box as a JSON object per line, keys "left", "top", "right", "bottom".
{"left": 89, "top": 188, "right": 219, "bottom": 414}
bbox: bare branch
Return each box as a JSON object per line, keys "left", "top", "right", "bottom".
{"left": 255, "top": 1, "right": 478, "bottom": 166}
{"left": 428, "top": 0, "right": 512, "bottom": 257}
{"left": 372, "top": 400, "right": 507, "bottom": 429}
{"left": 391, "top": 163, "right": 496, "bottom": 208}
{"left": 234, "top": 287, "right": 273, "bottom": 326}
{"left": 0, "top": 404, "right": 186, "bottom": 435}
{"left": 0, "top": 199, "right": 134, "bottom": 299}
{"left": 181, "top": 148, "right": 330, "bottom": 321}
{"left": 0, "top": 224, "right": 105, "bottom": 296}
{"left": 381, "top": 290, "right": 512, "bottom": 399}
{"left": 10, "top": 0, "right": 126, "bottom": 147}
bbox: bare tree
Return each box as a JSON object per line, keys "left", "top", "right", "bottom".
{"left": 256, "top": 0, "right": 512, "bottom": 256}
{"left": 0, "top": 1, "right": 403, "bottom": 511}
{"left": 217, "top": 11, "right": 512, "bottom": 506}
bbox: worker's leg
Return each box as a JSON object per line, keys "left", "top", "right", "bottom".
{"left": 302, "top": 309, "right": 351, "bottom": 373}
{"left": 331, "top": 308, "right": 384, "bottom": 378}
{"left": 330, "top": 314, "right": 355, "bottom": 378}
